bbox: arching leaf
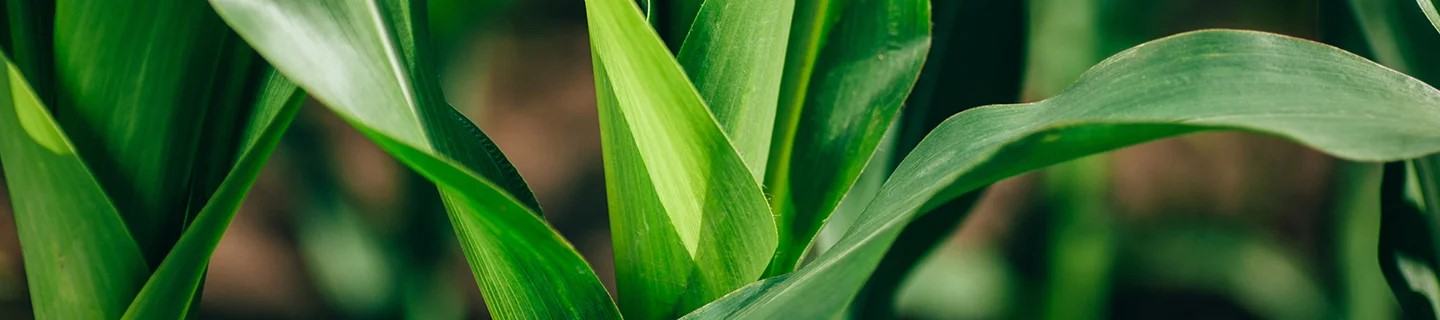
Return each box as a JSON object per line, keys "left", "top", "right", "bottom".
{"left": 209, "top": 0, "right": 617, "bottom": 318}
{"left": 686, "top": 30, "right": 1440, "bottom": 319}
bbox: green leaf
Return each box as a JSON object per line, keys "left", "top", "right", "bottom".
{"left": 209, "top": 0, "right": 618, "bottom": 318}
{"left": 0, "top": 54, "right": 148, "bottom": 320}
{"left": 675, "top": 0, "right": 793, "bottom": 179}
{"left": 764, "top": 0, "right": 932, "bottom": 273}
{"left": 51, "top": 0, "right": 261, "bottom": 262}
{"left": 585, "top": 0, "right": 777, "bottom": 317}
{"left": 122, "top": 70, "right": 303, "bottom": 319}
{"left": 686, "top": 30, "right": 1440, "bottom": 318}
{"left": 853, "top": 0, "right": 1027, "bottom": 316}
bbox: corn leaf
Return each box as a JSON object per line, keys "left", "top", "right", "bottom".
{"left": 852, "top": 0, "right": 1028, "bottom": 316}
{"left": 4, "top": 1, "right": 306, "bottom": 317}
{"left": 675, "top": 0, "right": 793, "bottom": 179}
{"left": 686, "top": 30, "right": 1440, "bottom": 318}
{"left": 0, "top": 55, "right": 148, "bottom": 320}
{"left": 585, "top": 0, "right": 777, "bottom": 317}
{"left": 764, "top": 0, "right": 931, "bottom": 272}
{"left": 121, "top": 70, "right": 303, "bottom": 319}
{"left": 51, "top": 0, "right": 264, "bottom": 262}
{"left": 209, "top": 0, "right": 617, "bottom": 318}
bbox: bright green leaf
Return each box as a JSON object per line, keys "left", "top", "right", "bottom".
{"left": 687, "top": 30, "right": 1440, "bottom": 319}
{"left": 676, "top": 0, "right": 793, "bottom": 179}
{"left": 0, "top": 56, "right": 148, "bottom": 320}
{"left": 585, "top": 0, "right": 778, "bottom": 317}
{"left": 209, "top": 0, "right": 618, "bottom": 318}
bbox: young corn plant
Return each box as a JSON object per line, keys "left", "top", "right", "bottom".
{"left": 3, "top": 0, "right": 1440, "bottom": 319}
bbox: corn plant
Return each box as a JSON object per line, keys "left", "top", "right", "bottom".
{"left": 4, "top": 0, "right": 1440, "bottom": 319}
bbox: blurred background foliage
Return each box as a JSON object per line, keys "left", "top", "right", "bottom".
{"left": 0, "top": 0, "right": 1430, "bottom": 318}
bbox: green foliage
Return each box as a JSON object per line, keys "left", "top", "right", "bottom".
{"left": 0, "top": 56, "right": 147, "bottom": 319}
{"left": 3, "top": 0, "right": 1440, "bottom": 319}
{"left": 208, "top": 0, "right": 618, "bottom": 318}
{"left": 588, "top": 0, "right": 777, "bottom": 317}
{"left": 0, "top": 0, "right": 302, "bottom": 318}
{"left": 764, "top": 0, "right": 931, "bottom": 273}
{"left": 686, "top": 30, "right": 1440, "bottom": 318}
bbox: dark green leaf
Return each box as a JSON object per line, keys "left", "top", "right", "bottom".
{"left": 122, "top": 70, "right": 303, "bottom": 319}
{"left": 52, "top": 0, "right": 256, "bottom": 262}
{"left": 1381, "top": 162, "right": 1440, "bottom": 316}
{"left": 1343, "top": 0, "right": 1440, "bottom": 316}
{"left": 687, "top": 30, "right": 1440, "bottom": 319}
{"left": 764, "top": 0, "right": 932, "bottom": 274}
{"left": 1420, "top": 0, "right": 1440, "bottom": 32}
{"left": 853, "top": 0, "right": 1027, "bottom": 316}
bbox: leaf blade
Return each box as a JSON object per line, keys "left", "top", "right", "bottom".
{"left": 687, "top": 30, "right": 1440, "bottom": 319}
{"left": 584, "top": 0, "right": 778, "bottom": 316}
{"left": 764, "top": 0, "right": 932, "bottom": 272}
{"left": 51, "top": 0, "right": 259, "bottom": 261}
{"left": 0, "top": 56, "right": 148, "bottom": 320}
{"left": 121, "top": 70, "right": 304, "bottom": 319}
{"left": 675, "top": 0, "right": 794, "bottom": 178}
{"left": 209, "top": 0, "right": 617, "bottom": 318}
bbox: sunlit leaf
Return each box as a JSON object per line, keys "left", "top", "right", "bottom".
{"left": 585, "top": 0, "right": 777, "bottom": 317}
{"left": 0, "top": 55, "right": 147, "bottom": 320}
{"left": 209, "top": 0, "right": 618, "bottom": 318}
{"left": 675, "top": 0, "right": 793, "bottom": 178}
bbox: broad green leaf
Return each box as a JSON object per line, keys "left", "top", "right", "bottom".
{"left": 0, "top": 55, "right": 147, "bottom": 320}
{"left": 585, "top": 0, "right": 777, "bottom": 317}
{"left": 51, "top": 0, "right": 259, "bottom": 262}
{"left": 764, "top": 0, "right": 931, "bottom": 272}
{"left": 675, "top": 0, "right": 793, "bottom": 178}
{"left": 686, "top": 30, "right": 1440, "bottom": 318}
{"left": 209, "top": 0, "right": 617, "bottom": 318}
{"left": 122, "top": 70, "right": 303, "bottom": 319}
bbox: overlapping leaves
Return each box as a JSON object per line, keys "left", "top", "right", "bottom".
{"left": 586, "top": 0, "right": 777, "bottom": 317}
{"left": 0, "top": 1, "right": 303, "bottom": 318}
{"left": 686, "top": 30, "right": 1440, "bottom": 318}
{"left": 209, "top": 0, "right": 618, "bottom": 318}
